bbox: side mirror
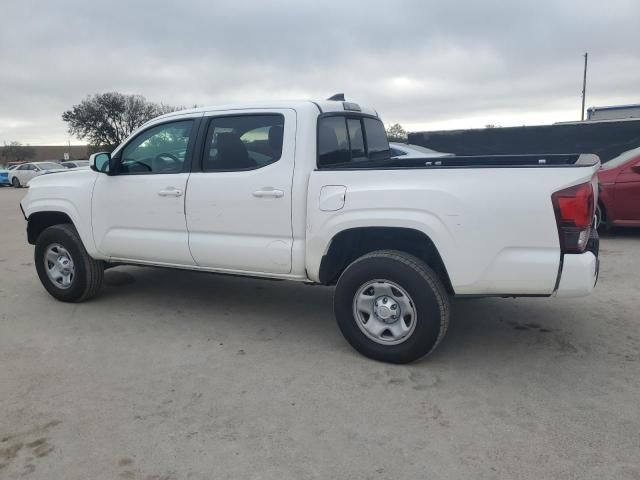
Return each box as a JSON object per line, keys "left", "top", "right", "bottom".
{"left": 632, "top": 161, "right": 640, "bottom": 174}
{"left": 89, "top": 152, "right": 111, "bottom": 173}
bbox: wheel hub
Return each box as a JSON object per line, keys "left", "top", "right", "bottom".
{"left": 352, "top": 279, "right": 417, "bottom": 345}
{"left": 374, "top": 296, "right": 400, "bottom": 323}
{"left": 58, "top": 257, "right": 71, "bottom": 272}
{"left": 43, "top": 243, "right": 75, "bottom": 290}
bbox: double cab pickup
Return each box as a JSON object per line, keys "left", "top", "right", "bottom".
{"left": 21, "top": 97, "right": 600, "bottom": 363}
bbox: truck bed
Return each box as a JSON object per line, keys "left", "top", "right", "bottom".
{"left": 306, "top": 156, "right": 600, "bottom": 295}
{"left": 318, "top": 153, "right": 599, "bottom": 170}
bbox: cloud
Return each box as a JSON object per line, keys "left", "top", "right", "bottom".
{"left": 1, "top": 0, "right": 639, "bottom": 144}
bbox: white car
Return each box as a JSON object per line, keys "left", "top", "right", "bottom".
{"left": 9, "top": 161, "right": 65, "bottom": 188}
{"left": 60, "top": 160, "right": 90, "bottom": 169}
{"left": 389, "top": 142, "right": 453, "bottom": 158}
{"left": 20, "top": 96, "right": 600, "bottom": 363}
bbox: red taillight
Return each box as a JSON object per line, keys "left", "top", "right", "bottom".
{"left": 552, "top": 182, "right": 594, "bottom": 253}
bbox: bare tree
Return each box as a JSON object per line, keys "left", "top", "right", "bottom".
{"left": 62, "top": 92, "right": 181, "bottom": 151}
{"left": 1, "top": 141, "right": 35, "bottom": 163}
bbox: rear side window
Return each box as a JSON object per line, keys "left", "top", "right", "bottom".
{"left": 318, "top": 116, "right": 349, "bottom": 166}
{"left": 203, "top": 114, "right": 284, "bottom": 171}
{"left": 318, "top": 115, "right": 390, "bottom": 167}
{"left": 347, "top": 118, "right": 366, "bottom": 161}
{"left": 363, "top": 118, "right": 390, "bottom": 161}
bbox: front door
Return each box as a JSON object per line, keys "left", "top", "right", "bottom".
{"left": 91, "top": 118, "right": 199, "bottom": 264}
{"left": 185, "top": 110, "right": 295, "bottom": 274}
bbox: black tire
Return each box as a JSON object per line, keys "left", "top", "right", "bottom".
{"left": 11, "top": 177, "right": 20, "bottom": 188}
{"left": 334, "top": 250, "right": 450, "bottom": 364}
{"left": 596, "top": 203, "right": 610, "bottom": 234}
{"left": 34, "top": 224, "right": 104, "bottom": 302}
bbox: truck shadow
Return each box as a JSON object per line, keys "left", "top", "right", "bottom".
{"left": 433, "top": 297, "right": 589, "bottom": 363}
{"left": 599, "top": 226, "right": 640, "bottom": 238}
{"left": 100, "top": 266, "right": 339, "bottom": 345}
{"left": 99, "top": 266, "right": 602, "bottom": 366}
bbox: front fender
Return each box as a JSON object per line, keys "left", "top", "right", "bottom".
{"left": 20, "top": 171, "right": 102, "bottom": 258}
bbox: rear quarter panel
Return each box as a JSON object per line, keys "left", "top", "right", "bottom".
{"left": 307, "top": 166, "right": 598, "bottom": 295}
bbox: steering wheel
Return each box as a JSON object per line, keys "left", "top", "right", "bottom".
{"left": 154, "top": 153, "right": 181, "bottom": 171}
{"left": 156, "top": 153, "right": 180, "bottom": 163}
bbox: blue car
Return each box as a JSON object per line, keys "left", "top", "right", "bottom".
{"left": 0, "top": 168, "right": 11, "bottom": 186}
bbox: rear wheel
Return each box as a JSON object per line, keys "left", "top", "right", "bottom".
{"left": 34, "top": 224, "right": 104, "bottom": 302}
{"left": 11, "top": 177, "right": 20, "bottom": 188}
{"left": 334, "top": 250, "right": 450, "bottom": 364}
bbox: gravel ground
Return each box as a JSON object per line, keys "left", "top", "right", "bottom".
{"left": 1, "top": 186, "right": 639, "bottom": 480}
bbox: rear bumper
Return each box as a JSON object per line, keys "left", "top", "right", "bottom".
{"left": 555, "top": 231, "right": 599, "bottom": 297}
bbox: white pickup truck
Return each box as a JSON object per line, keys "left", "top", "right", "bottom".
{"left": 20, "top": 96, "right": 600, "bottom": 363}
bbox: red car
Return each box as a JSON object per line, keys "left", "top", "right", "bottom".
{"left": 597, "top": 147, "right": 640, "bottom": 229}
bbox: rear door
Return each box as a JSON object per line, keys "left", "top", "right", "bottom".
{"left": 21, "top": 164, "right": 37, "bottom": 183}
{"left": 13, "top": 164, "right": 28, "bottom": 183}
{"left": 185, "top": 109, "right": 295, "bottom": 274}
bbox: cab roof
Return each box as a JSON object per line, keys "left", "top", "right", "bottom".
{"left": 153, "top": 99, "right": 378, "bottom": 122}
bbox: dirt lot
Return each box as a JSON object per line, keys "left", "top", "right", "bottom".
{"left": 1, "top": 186, "right": 639, "bottom": 480}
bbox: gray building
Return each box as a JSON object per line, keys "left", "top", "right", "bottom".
{"left": 0, "top": 145, "right": 89, "bottom": 165}
{"left": 587, "top": 104, "right": 640, "bottom": 121}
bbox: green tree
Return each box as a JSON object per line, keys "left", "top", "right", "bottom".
{"left": 386, "top": 123, "right": 408, "bottom": 143}
{"left": 1, "top": 141, "right": 35, "bottom": 163}
{"left": 62, "top": 92, "right": 180, "bottom": 151}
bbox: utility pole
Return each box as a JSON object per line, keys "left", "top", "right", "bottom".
{"left": 581, "top": 52, "right": 588, "bottom": 121}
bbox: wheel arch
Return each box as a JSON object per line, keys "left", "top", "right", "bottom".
{"left": 27, "top": 211, "right": 75, "bottom": 244}
{"left": 317, "top": 226, "right": 454, "bottom": 293}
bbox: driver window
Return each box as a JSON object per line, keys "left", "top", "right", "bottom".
{"left": 118, "top": 120, "right": 193, "bottom": 174}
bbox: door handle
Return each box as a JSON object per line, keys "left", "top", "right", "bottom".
{"left": 158, "top": 188, "right": 183, "bottom": 197}
{"left": 252, "top": 188, "right": 284, "bottom": 198}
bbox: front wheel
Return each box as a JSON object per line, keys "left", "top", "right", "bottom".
{"left": 34, "top": 224, "right": 104, "bottom": 302}
{"left": 11, "top": 177, "right": 20, "bottom": 188}
{"left": 334, "top": 250, "right": 450, "bottom": 364}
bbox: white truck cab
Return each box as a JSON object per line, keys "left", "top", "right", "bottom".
{"left": 21, "top": 96, "right": 600, "bottom": 363}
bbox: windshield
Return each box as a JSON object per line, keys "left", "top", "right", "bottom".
{"left": 37, "top": 162, "right": 63, "bottom": 170}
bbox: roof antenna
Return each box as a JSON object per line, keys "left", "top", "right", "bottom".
{"left": 327, "top": 93, "right": 345, "bottom": 101}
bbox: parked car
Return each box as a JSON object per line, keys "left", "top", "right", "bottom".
{"left": 9, "top": 162, "right": 65, "bottom": 188}
{"left": 597, "top": 146, "right": 640, "bottom": 229}
{"left": 389, "top": 142, "right": 453, "bottom": 158}
{"left": 0, "top": 167, "right": 11, "bottom": 186}
{"left": 9, "top": 161, "right": 65, "bottom": 187}
{"left": 60, "top": 160, "right": 90, "bottom": 169}
{"left": 20, "top": 97, "right": 600, "bottom": 363}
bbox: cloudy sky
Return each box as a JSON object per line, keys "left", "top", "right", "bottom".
{"left": 1, "top": 0, "right": 639, "bottom": 145}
